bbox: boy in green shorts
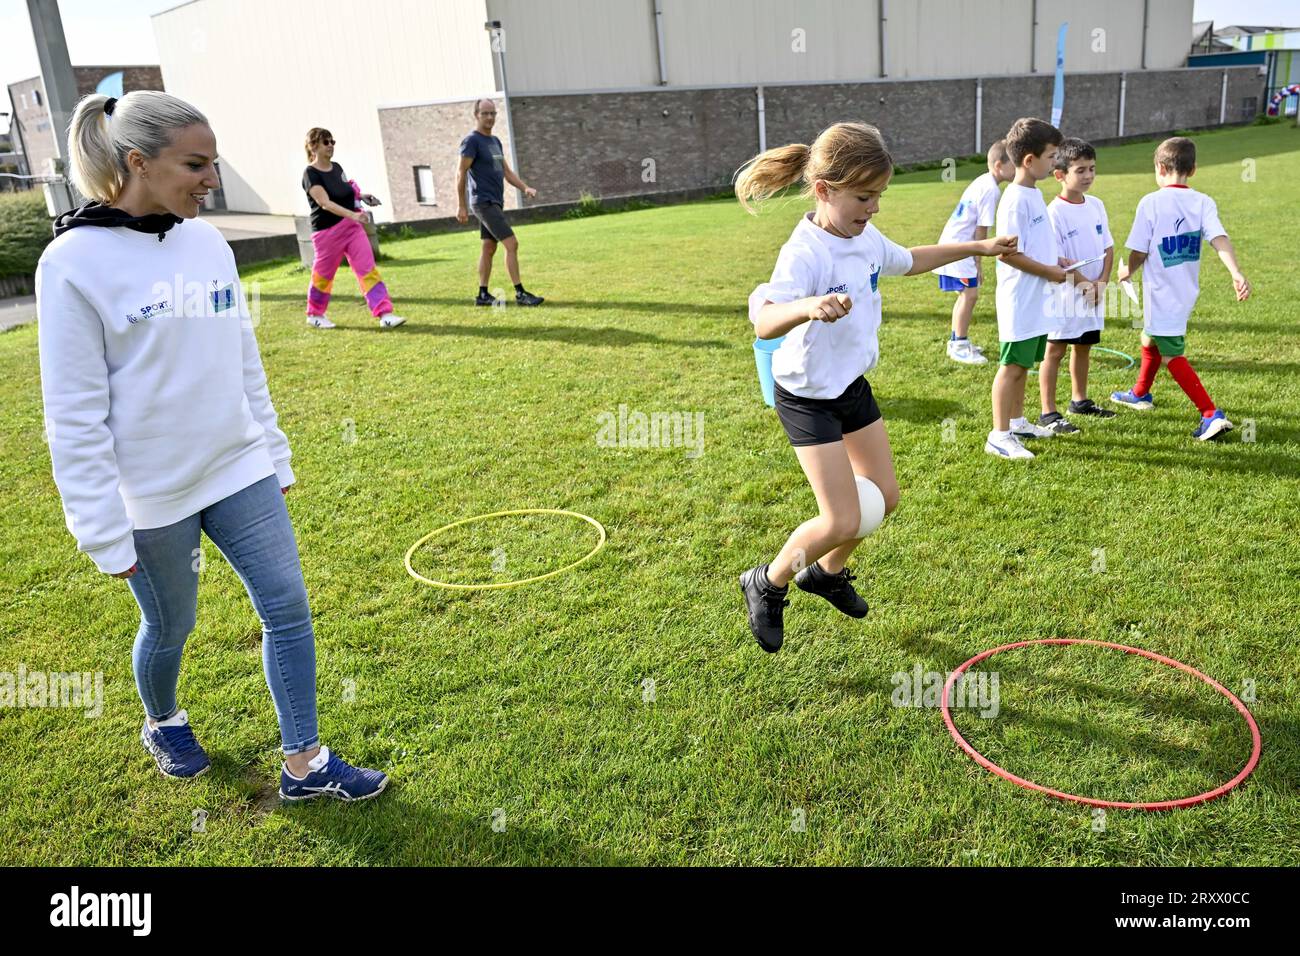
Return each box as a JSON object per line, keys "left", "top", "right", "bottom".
{"left": 1111, "top": 137, "right": 1251, "bottom": 440}
{"left": 985, "top": 118, "right": 1070, "bottom": 460}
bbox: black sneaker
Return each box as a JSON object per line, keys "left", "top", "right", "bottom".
{"left": 1068, "top": 398, "right": 1117, "bottom": 419}
{"left": 1038, "top": 411, "right": 1081, "bottom": 435}
{"left": 475, "top": 291, "right": 496, "bottom": 306}
{"left": 515, "top": 290, "right": 545, "bottom": 307}
{"left": 739, "top": 566, "right": 788, "bottom": 652}
{"left": 794, "top": 562, "right": 869, "bottom": 618}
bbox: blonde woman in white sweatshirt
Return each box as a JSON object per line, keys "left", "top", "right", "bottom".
{"left": 37, "top": 91, "right": 388, "bottom": 801}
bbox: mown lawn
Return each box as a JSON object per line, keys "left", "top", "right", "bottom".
{"left": 0, "top": 122, "right": 1296, "bottom": 865}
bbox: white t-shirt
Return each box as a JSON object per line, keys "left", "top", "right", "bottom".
{"left": 1124, "top": 185, "right": 1227, "bottom": 336}
{"left": 935, "top": 172, "right": 1001, "bottom": 279}
{"left": 994, "top": 183, "right": 1060, "bottom": 342}
{"left": 1047, "top": 194, "right": 1113, "bottom": 339}
{"left": 749, "top": 212, "right": 913, "bottom": 400}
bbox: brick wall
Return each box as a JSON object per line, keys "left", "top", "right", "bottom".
{"left": 377, "top": 67, "right": 1265, "bottom": 214}
{"left": 378, "top": 97, "right": 518, "bottom": 223}
{"left": 509, "top": 87, "right": 758, "bottom": 204}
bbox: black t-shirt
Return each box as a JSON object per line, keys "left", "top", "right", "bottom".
{"left": 302, "top": 163, "right": 355, "bottom": 232}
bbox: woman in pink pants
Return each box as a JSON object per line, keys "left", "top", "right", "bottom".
{"left": 302, "top": 127, "right": 405, "bottom": 329}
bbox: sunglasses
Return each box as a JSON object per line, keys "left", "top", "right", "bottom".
{"left": 319, "top": 138, "right": 335, "bottom": 146}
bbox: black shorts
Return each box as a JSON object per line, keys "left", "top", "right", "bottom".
{"left": 1052, "top": 329, "right": 1102, "bottom": 346}
{"left": 774, "top": 377, "right": 882, "bottom": 446}
{"left": 473, "top": 202, "right": 515, "bottom": 241}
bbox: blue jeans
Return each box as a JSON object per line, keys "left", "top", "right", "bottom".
{"left": 125, "top": 475, "right": 319, "bottom": 754}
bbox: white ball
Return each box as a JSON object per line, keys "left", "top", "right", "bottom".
{"left": 854, "top": 475, "right": 887, "bottom": 538}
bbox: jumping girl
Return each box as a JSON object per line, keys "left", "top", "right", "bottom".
{"left": 736, "top": 122, "right": 1016, "bottom": 652}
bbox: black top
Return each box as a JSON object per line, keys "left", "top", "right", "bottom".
{"left": 302, "top": 163, "right": 354, "bottom": 232}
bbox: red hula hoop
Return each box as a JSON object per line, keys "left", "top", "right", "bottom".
{"left": 940, "top": 638, "right": 1261, "bottom": 811}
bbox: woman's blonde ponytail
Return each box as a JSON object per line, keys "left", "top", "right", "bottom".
{"left": 65, "top": 90, "right": 209, "bottom": 205}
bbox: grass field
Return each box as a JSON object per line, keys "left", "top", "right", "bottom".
{"left": 1, "top": 122, "right": 1297, "bottom": 866}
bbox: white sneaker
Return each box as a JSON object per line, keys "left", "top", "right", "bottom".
{"left": 985, "top": 432, "right": 1035, "bottom": 459}
{"left": 306, "top": 315, "right": 336, "bottom": 329}
{"left": 379, "top": 314, "right": 406, "bottom": 329}
{"left": 1012, "top": 421, "right": 1056, "bottom": 439}
{"left": 947, "top": 339, "right": 988, "bottom": 365}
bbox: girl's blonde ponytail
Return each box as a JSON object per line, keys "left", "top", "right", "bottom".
{"left": 734, "top": 122, "right": 894, "bottom": 215}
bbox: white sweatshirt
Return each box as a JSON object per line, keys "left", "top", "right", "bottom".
{"left": 36, "top": 217, "right": 294, "bottom": 575}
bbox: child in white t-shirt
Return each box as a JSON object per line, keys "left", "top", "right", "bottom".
{"left": 1039, "top": 137, "right": 1115, "bottom": 434}
{"left": 987, "top": 117, "right": 1070, "bottom": 461}
{"left": 1111, "top": 136, "right": 1250, "bottom": 441}
{"left": 934, "top": 139, "right": 1015, "bottom": 365}
{"left": 735, "top": 122, "right": 1016, "bottom": 653}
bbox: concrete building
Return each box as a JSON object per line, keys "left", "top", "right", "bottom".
{"left": 152, "top": 0, "right": 1263, "bottom": 224}
{"left": 5, "top": 66, "right": 164, "bottom": 183}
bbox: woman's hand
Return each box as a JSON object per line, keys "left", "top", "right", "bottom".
{"left": 113, "top": 562, "right": 138, "bottom": 579}
{"left": 809, "top": 293, "right": 852, "bottom": 323}
{"left": 282, "top": 486, "right": 290, "bottom": 496}
{"left": 523, "top": 186, "right": 538, "bottom": 199}
{"left": 349, "top": 210, "right": 368, "bottom": 224}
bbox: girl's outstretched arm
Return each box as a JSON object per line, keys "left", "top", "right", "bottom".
{"left": 905, "top": 235, "right": 1017, "bottom": 275}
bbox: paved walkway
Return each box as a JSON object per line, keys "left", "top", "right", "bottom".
{"left": 200, "top": 210, "right": 297, "bottom": 241}
{"left": 0, "top": 295, "right": 36, "bottom": 333}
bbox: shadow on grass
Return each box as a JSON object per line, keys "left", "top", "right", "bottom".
{"left": 280, "top": 795, "right": 635, "bottom": 865}
{"left": 881, "top": 396, "right": 968, "bottom": 424}
{"left": 329, "top": 320, "right": 732, "bottom": 350}
{"left": 1066, "top": 440, "right": 1298, "bottom": 479}
{"left": 256, "top": 292, "right": 746, "bottom": 318}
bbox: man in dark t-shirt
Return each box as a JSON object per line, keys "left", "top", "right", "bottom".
{"left": 456, "top": 98, "right": 544, "bottom": 307}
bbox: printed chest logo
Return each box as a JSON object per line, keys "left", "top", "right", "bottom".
{"left": 210, "top": 281, "right": 237, "bottom": 313}
{"left": 950, "top": 201, "right": 966, "bottom": 221}
{"left": 1096, "top": 223, "right": 1104, "bottom": 234}
{"left": 126, "top": 279, "right": 238, "bottom": 323}
{"left": 126, "top": 300, "right": 173, "bottom": 324}
{"left": 1029, "top": 214, "right": 1045, "bottom": 227}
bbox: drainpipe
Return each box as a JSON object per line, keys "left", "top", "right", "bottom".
{"left": 878, "top": 0, "right": 888, "bottom": 78}
{"left": 653, "top": 0, "right": 668, "bottom": 85}
{"left": 1118, "top": 72, "right": 1127, "bottom": 137}
{"left": 756, "top": 85, "right": 766, "bottom": 153}
{"left": 1030, "top": 0, "right": 1037, "bottom": 72}
{"left": 1140, "top": 0, "right": 1149, "bottom": 70}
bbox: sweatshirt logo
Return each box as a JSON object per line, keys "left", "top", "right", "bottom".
{"left": 825, "top": 283, "right": 848, "bottom": 295}
{"left": 126, "top": 300, "right": 173, "bottom": 324}
{"left": 210, "top": 281, "right": 236, "bottom": 313}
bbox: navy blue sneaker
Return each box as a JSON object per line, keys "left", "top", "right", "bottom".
{"left": 279, "top": 746, "right": 389, "bottom": 802}
{"left": 1193, "top": 409, "right": 1233, "bottom": 441}
{"left": 140, "top": 709, "right": 211, "bottom": 779}
{"left": 1110, "top": 389, "right": 1154, "bottom": 410}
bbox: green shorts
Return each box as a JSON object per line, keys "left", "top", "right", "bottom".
{"left": 999, "top": 334, "right": 1048, "bottom": 368}
{"left": 1147, "top": 334, "right": 1186, "bottom": 357}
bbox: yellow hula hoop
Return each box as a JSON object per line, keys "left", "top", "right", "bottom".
{"left": 404, "top": 508, "right": 607, "bottom": 590}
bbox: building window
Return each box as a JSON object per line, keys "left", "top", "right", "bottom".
{"left": 413, "top": 165, "right": 435, "bottom": 205}
{"left": 33, "top": 89, "right": 42, "bottom": 106}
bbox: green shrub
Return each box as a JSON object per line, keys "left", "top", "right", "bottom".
{"left": 0, "top": 190, "right": 53, "bottom": 280}
{"left": 564, "top": 192, "right": 607, "bottom": 219}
